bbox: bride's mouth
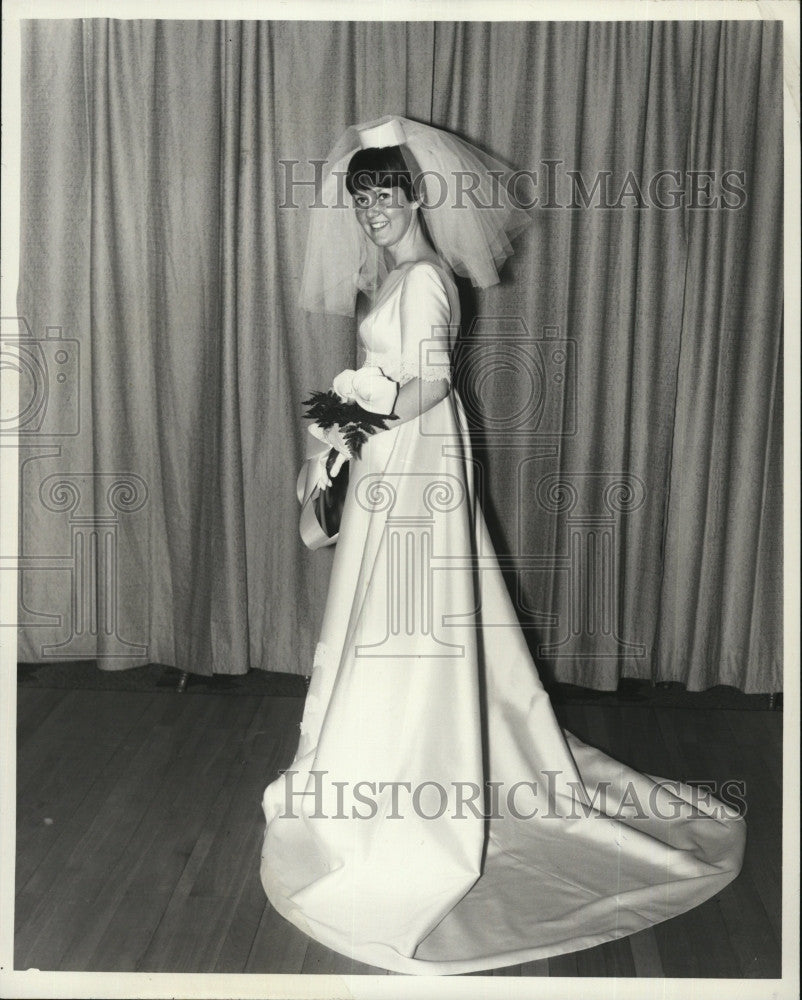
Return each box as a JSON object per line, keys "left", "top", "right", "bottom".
{"left": 369, "top": 220, "right": 389, "bottom": 231}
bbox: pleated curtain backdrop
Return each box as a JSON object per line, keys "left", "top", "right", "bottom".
{"left": 16, "top": 19, "right": 782, "bottom": 692}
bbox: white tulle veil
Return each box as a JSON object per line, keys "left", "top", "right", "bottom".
{"left": 298, "top": 115, "right": 531, "bottom": 315}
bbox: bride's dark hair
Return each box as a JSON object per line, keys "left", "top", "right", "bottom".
{"left": 346, "top": 145, "right": 418, "bottom": 202}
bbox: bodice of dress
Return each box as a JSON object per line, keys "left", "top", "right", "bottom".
{"left": 358, "top": 261, "right": 459, "bottom": 387}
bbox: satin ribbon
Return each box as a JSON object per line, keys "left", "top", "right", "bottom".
{"left": 298, "top": 426, "right": 347, "bottom": 550}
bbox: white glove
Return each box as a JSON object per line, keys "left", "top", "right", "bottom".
{"left": 332, "top": 369, "right": 358, "bottom": 402}
{"left": 312, "top": 449, "right": 347, "bottom": 490}
{"left": 351, "top": 365, "right": 399, "bottom": 416}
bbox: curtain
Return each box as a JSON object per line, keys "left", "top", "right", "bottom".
{"left": 15, "top": 19, "right": 782, "bottom": 692}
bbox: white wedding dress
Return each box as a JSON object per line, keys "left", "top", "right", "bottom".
{"left": 261, "top": 260, "right": 746, "bottom": 975}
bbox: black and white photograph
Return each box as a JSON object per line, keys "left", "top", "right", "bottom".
{"left": 0, "top": 1, "right": 797, "bottom": 998}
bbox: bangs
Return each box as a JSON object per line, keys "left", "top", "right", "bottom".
{"left": 346, "top": 145, "right": 415, "bottom": 198}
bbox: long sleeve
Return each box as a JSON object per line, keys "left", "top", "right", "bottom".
{"left": 398, "top": 263, "right": 453, "bottom": 384}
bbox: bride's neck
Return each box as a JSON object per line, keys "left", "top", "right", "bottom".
{"left": 386, "top": 215, "right": 437, "bottom": 268}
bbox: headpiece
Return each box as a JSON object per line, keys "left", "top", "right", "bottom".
{"left": 356, "top": 119, "right": 408, "bottom": 149}
{"left": 298, "top": 115, "right": 531, "bottom": 315}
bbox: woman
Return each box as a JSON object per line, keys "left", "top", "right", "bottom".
{"left": 261, "top": 116, "right": 745, "bottom": 976}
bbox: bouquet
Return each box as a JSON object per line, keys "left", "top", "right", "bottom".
{"left": 298, "top": 367, "right": 399, "bottom": 549}
{"left": 302, "top": 367, "right": 399, "bottom": 459}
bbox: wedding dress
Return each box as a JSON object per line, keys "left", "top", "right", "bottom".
{"left": 260, "top": 259, "right": 746, "bottom": 976}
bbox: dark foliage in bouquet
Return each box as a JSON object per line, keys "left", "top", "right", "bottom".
{"left": 301, "top": 389, "right": 398, "bottom": 459}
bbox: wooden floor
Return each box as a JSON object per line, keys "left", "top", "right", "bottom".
{"left": 14, "top": 684, "right": 782, "bottom": 977}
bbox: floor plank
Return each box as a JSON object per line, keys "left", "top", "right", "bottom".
{"left": 664, "top": 705, "right": 781, "bottom": 979}
{"left": 85, "top": 700, "right": 265, "bottom": 971}
{"left": 652, "top": 905, "right": 701, "bottom": 978}
{"left": 493, "top": 960, "right": 526, "bottom": 975}
{"left": 213, "top": 865, "right": 272, "bottom": 973}
{"left": 627, "top": 927, "right": 664, "bottom": 977}
{"left": 139, "top": 698, "right": 283, "bottom": 971}
{"left": 547, "top": 949, "right": 580, "bottom": 977}
{"left": 594, "top": 936, "right": 637, "bottom": 978}
{"left": 302, "top": 938, "right": 388, "bottom": 976}
{"left": 16, "top": 688, "right": 64, "bottom": 752}
{"left": 15, "top": 695, "right": 164, "bottom": 967}
{"left": 716, "top": 858, "right": 781, "bottom": 978}
{"left": 245, "top": 901, "right": 310, "bottom": 973}
{"left": 22, "top": 696, "right": 258, "bottom": 970}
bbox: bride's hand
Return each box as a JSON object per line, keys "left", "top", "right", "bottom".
{"left": 312, "top": 448, "right": 347, "bottom": 490}
{"left": 332, "top": 369, "right": 357, "bottom": 402}
{"left": 308, "top": 422, "right": 351, "bottom": 486}
{"left": 323, "top": 423, "right": 352, "bottom": 460}
{"left": 350, "top": 366, "right": 399, "bottom": 416}
{"left": 309, "top": 421, "right": 352, "bottom": 460}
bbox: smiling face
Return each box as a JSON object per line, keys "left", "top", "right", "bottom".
{"left": 353, "top": 186, "right": 419, "bottom": 249}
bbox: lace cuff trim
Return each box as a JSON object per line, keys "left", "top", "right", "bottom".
{"left": 399, "top": 357, "right": 452, "bottom": 384}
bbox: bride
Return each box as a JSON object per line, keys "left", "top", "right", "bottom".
{"left": 260, "top": 115, "right": 745, "bottom": 976}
